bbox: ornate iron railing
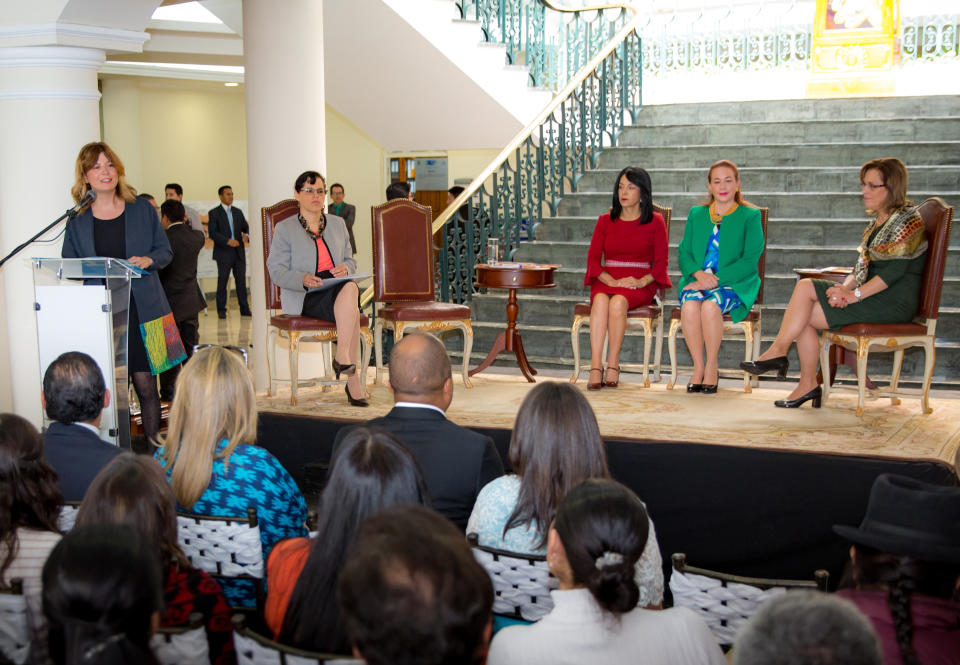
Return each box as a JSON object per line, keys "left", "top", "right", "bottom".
{"left": 456, "top": 0, "right": 634, "bottom": 90}
{"left": 902, "top": 14, "right": 960, "bottom": 62}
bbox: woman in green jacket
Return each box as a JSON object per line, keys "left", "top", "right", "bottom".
{"left": 677, "top": 160, "right": 764, "bottom": 394}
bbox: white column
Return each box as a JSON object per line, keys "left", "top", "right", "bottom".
{"left": 243, "top": 0, "right": 327, "bottom": 390}
{"left": 101, "top": 78, "right": 144, "bottom": 190}
{"left": 0, "top": 46, "right": 104, "bottom": 421}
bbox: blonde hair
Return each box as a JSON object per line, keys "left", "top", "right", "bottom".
{"left": 158, "top": 347, "right": 258, "bottom": 508}
{"left": 703, "top": 159, "right": 750, "bottom": 207}
{"left": 71, "top": 142, "right": 137, "bottom": 208}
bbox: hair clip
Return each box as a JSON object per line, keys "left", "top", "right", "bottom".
{"left": 594, "top": 551, "right": 624, "bottom": 569}
{"left": 82, "top": 633, "right": 125, "bottom": 661}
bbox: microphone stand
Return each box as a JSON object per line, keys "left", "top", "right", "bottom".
{"left": 0, "top": 205, "right": 83, "bottom": 270}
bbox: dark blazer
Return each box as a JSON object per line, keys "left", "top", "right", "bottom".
{"left": 208, "top": 205, "right": 249, "bottom": 263}
{"left": 333, "top": 406, "right": 504, "bottom": 531}
{"left": 43, "top": 422, "right": 122, "bottom": 502}
{"left": 329, "top": 202, "right": 357, "bottom": 253}
{"left": 159, "top": 222, "right": 206, "bottom": 321}
{"left": 63, "top": 196, "right": 174, "bottom": 324}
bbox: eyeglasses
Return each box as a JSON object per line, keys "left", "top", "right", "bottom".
{"left": 301, "top": 187, "right": 326, "bottom": 195}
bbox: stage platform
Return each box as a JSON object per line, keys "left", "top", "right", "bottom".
{"left": 255, "top": 370, "right": 959, "bottom": 587}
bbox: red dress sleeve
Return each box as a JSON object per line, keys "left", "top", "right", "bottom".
{"left": 650, "top": 212, "right": 672, "bottom": 289}
{"left": 584, "top": 214, "right": 609, "bottom": 285}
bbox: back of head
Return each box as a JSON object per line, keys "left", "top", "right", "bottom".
{"left": 160, "top": 346, "right": 258, "bottom": 508}
{"left": 506, "top": 382, "right": 609, "bottom": 548}
{"left": 554, "top": 479, "right": 648, "bottom": 614}
{"left": 160, "top": 199, "right": 186, "bottom": 224}
{"left": 43, "top": 352, "right": 106, "bottom": 425}
{"left": 0, "top": 413, "right": 63, "bottom": 577}
{"left": 280, "top": 428, "right": 429, "bottom": 652}
{"left": 338, "top": 505, "right": 493, "bottom": 665}
{"left": 385, "top": 181, "right": 411, "bottom": 201}
{"left": 388, "top": 333, "right": 451, "bottom": 401}
{"left": 76, "top": 452, "right": 188, "bottom": 569}
{"left": 43, "top": 524, "right": 164, "bottom": 665}
{"left": 734, "top": 591, "right": 882, "bottom": 665}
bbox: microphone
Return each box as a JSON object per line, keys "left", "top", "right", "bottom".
{"left": 67, "top": 189, "right": 97, "bottom": 218}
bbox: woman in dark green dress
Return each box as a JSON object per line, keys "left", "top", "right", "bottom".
{"left": 742, "top": 158, "right": 927, "bottom": 408}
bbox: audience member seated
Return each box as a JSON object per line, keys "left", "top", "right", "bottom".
{"left": 76, "top": 453, "right": 235, "bottom": 665}
{"left": 467, "top": 382, "right": 663, "bottom": 607}
{"left": 733, "top": 591, "right": 882, "bottom": 665}
{"left": 0, "top": 413, "right": 64, "bottom": 664}
{"left": 385, "top": 181, "right": 413, "bottom": 201}
{"left": 583, "top": 167, "right": 671, "bottom": 390}
{"left": 43, "top": 524, "right": 165, "bottom": 665}
{"left": 487, "top": 479, "right": 724, "bottom": 665}
{"left": 265, "top": 428, "right": 428, "bottom": 653}
{"left": 833, "top": 474, "right": 960, "bottom": 665}
{"left": 155, "top": 346, "right": 308, "bottom": 606}
{"left": 41, "top": 351, "right": 120, "bottom": 501}
{"left": 338, "top": 505, "right": 494, "bottom": 665}
{"left": 334, "top": 333, "right": 503, "bottom": 531}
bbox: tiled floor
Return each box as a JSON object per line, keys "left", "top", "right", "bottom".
{"left": 196, "top": 299, "right": 254, "bottom": 357}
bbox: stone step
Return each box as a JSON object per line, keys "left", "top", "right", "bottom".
{"left": 635, "top": 96, "right": 960, "bottom": 126}
{"left": 531, "top": 267, "right": 960, "bottom": 305}
{"left": 512, "top": 241, "right": 960, "bottom": 276}
{"left": 469, "top": 292, "right": 960, "bottom": 343}
{"left": 556, "top": 190, "right": 960, "bottom": 219}
{"left": 537, "top": 215, "right": 879, "bottom": 246}
{"left": 618, "top": 118, "right": 960, "bottom": 147}
{"left": 596, "top": 142, "right": 960, "bottom": 168}
{"left": 460, "top": 320, "right": 960, "bottom": 385}
{"left": 576, "top": 166, "right": 960, "bottom": 195}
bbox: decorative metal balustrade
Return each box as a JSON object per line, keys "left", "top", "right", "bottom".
{"left": 903, "top": 14, "right": 960, "bottom": 61}
{"left": 456, "top": 0, "right": 633, "bottom": 89}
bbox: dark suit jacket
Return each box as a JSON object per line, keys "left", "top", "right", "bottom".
{"left": 333, "top": 406, "right": 503, "bottom": 530}
{"left": 329, "top": 201, "right": 357, "bottom": 253}
{"left": 159, "top": 222, "right": 206, "bottom": 321}
{"left": 43, "top": 421, "right": 122, "bottom": 502}
{"left": 208, "top": 205, "right": 249, "bottom": 263}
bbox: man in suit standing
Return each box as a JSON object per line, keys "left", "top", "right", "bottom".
{"left": 333, "top": 333, "right": 503, "bottom": 531}
{"left": 41, "top": 352, "right": 121, "bottom": 501}
{"left": 164, "top": 182, "right": 203, "bottom": 233}
{"left": 208, "top": 185, "right": 250, "bottom": 319}
{"left": 158, "top": 199, "right": 207, "bottom": 401}
{"left": 329, "top": 182, "right": 357, "bottom": 254}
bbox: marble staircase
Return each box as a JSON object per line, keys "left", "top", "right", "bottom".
{"left": 462, "top": 95, "right": 960, "bottom": 386}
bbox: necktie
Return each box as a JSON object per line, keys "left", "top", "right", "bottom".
{"left": 226, "top": 207, "right": 234, "bottom": 238}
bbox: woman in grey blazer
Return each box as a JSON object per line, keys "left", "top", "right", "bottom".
{"left": 267, "top": 171, "right": 368, "bottom": 406}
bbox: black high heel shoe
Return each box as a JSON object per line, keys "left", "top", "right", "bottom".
{"left": 740, "top": 356, "right": 789, "bottom": 379}
{"left": 686, "top": 383, "right": 702, "bottom": 393}
{"left": 332, "top": 359, "right": 356, "bottom": 380}
{"left": 774, "top": 385, "right": 822, "bottom": 409}
{"left": 345, "top": 384, "right": 369, "bottom": 407}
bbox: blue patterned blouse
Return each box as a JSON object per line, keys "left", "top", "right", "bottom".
{"left": 155, "top": 440, "right": 308, "bottom": 607}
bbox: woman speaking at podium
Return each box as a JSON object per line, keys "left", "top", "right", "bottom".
{"left": 62, "top": 142, "right": 184, "bottom": 443}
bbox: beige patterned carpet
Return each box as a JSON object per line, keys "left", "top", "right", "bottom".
{"left": 258, "top": 371, "right": 960, "bottom": 471}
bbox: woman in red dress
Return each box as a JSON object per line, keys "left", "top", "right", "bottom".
{"left": 584, "top": 167, "right": 671, "bottom": 389}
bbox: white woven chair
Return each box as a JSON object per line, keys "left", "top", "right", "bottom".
{"left": 152, "top": 612, "right": 209, "bottom": 665}
{"left": 58, "top": 501, "right": 81, "bottom": 533}
{"left": 0, "top": 579, "right": 28, "bottom": 665}
{"left": 467, "top": 534, "right": 557, "bottom": 622}
{"left": 177, "top": 508, "right": 264, "bottom": 608}
{"left": 231, "top": 615, "right": 360, "bottom": 665}
{"left": 669, "top": 553, "right": 829, "bottom": 647}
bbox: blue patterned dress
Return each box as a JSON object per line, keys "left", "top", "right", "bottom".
{"left": 155, "top": 440, "right": 308, "bottom": 607}
{"left": 679, "top": 224, "right": 743, "bottom": 314}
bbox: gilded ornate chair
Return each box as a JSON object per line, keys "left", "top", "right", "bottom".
{"left": 670, "top": 553, "right": 828, "bottom": 648}
{"left": 262, "top": 199, "right": 373, "bottom": 406}
{"left": 371, "top": 199, "right": 474, "bottom": 387}
{"left": 570, "top": 203, "right": 672, "bottom": 387}
{"left": 667, "top": 207, "right": 769, "bottom": 392}
{"left": 820, "top": 197, "right": 953, "bottom": 416}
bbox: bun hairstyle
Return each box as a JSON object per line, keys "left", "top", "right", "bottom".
{"left": 554, "top": 479, "right": 649, "bottom": 615}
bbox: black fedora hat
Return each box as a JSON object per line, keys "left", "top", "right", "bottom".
{"left": 833, "top": 474, "right": 960, "bottom": 564}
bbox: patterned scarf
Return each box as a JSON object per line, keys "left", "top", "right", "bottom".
{"left": 298, "top": 212, "right": 325, "bottom": 239}
{"left": 853, "top": 205, "right": 928, "bottom": 286}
